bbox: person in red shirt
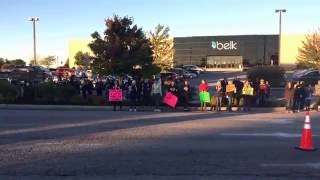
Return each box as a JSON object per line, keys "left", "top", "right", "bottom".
{"left": 199, "top": 80, "right": 209, "bottom": 111}
{"left": 258, "top": 79, "right": 267, "bottom": 106}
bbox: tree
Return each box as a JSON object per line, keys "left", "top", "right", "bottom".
{"left": 74, "top": 51, "right": 91, "bottom": 69}
{"left": 296, "top": 29, "right": 320, "bottom": 69}
{"left": 149, "top": 24, "right": 174, "bottom": 71}
{"left": 0, "top": 58, "right": 5, "bottom": 69}
{"left": 88, "top": 15, "right": 158, "bottom": 76}
{"left": 39, "top": 56, "right": 56, "bottom": 68}
{"left": 9, "top": 59, "right": 26, "bottom": 66}
{"left": 1, "top": 63, "right": 14, "bottom": 70}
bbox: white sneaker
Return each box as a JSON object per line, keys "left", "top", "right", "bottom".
{"left": 134, "top": 109, "right": 137, "bottom": 112}
{"left": 129, "top": 109, "right": 132, "bottom": 112}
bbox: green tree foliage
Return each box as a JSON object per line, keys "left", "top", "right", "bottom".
{"left": 1, "top": 64, "right": 14, "bottom": 70}
{"left": 74, "top": 51, "right": 91, "bottom": 69}
{"left": 88, "top": 15, "right": 157, "bottom": 75}
{"left": 149, "top": 24, "right": 174, "bottom": 71}
{"left": 0, "top": 58, "right": 5, "bottom": 68}
{"left": 10, "top": 59, "right": 26, "bottom": 66}
{"left": 0, "top": 58, "right": 26, "bottom": 68}
{"left": 296, "top": 29, "right": 320, "bottom": 69}
{"left": 39, "top": 56, "right": 56, "bottom": 68}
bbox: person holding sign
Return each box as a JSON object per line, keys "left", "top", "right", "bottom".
{"left": 226, "top": 80, "right": 236, "bottom": 112}
{"left": 199, "top": 80, "right": 210, "bottom": 111}
{"left": 167, "top": 81, "right": 179, "bottom": 110}
{"left": 242, "top": 80, "right": 254, "bottom": 111}
{"left": 110, "top": 80, "right": 123, "bottom": 111}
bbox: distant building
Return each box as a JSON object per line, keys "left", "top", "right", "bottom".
{"left": 68, "top": 40, "right": 93, "bottom": 68}
{"left": 174, "top": 34, "right": 306, "bottom": 70}
{"left": 68, "top": 34, "right": 306, "bottom": 70}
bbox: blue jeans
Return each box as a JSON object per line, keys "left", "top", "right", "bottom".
{"left": 226, "top": 95, "right": 233, "bottom": 111}
{"left": 216, "top": 96, "right": 222, "bottom": 111}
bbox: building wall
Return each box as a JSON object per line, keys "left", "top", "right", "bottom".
{"left": 280, "top": 34, "right": 306, "bottom": 66}
{"left": 68, "top": 34, "right": 306, "bottom": 69}
{"left": 174, "top": 35, "right": 279, "bottom": 67}
{"left": 68, "top": 40, "right": 93, "bottom": 68}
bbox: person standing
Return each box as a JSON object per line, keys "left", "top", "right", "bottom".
{"left": 95, "top": 78, "right": 103, "bottom": 96}
{"left": 284, "top": 82, "right": 295, "bottom": 113}
{"left": 233, "top": 77, "right": 244, "bottom": 111}
{"left": 242, "top": 80, "right": 254, "bottom": 111}
{"left": 214, "top": 81, "right": 224, "bottom": 111}
{"left": 142, "top": 79, "right": 151, "bottom": 106}
{"left": 111, "top": 80, "right": 123, "bottom": 111}
{"left": 181, "top": 80, "right": 191, "bottom": 111}
{"left": 294, "top": 81, "right": 306, "bottom": 112}
{"left": 305, "top": 84, "right": 313, "bottom": 111}
{"left": 258, "top": 79, "right": 267, "bottom": 106}
{"left": 314, "top": 80, "right": 320, "bottom": 111}
{"left": 167, "top": 81, "right": 179, "bottom": 110}
{"left": 128, "top": 80, "right": 138, "bottom": 112}
{"left": 226, "top": 80, "right": 236, "bottom": 112}
{"left": 151, "top": 77, "right": 162, "bottom": 112}
{"left": 199, "top": 80, "right": 209, "bottom": 111}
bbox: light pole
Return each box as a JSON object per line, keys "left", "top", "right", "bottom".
{"left": 28, "top": 17, "right": 39, "bottom": 65}
{"left": 275, "top": 9, "right": 286, "bottom": 65}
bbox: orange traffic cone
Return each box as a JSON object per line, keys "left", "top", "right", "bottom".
{"left": 295, "top": 111, "right": 317, "bottom": 151}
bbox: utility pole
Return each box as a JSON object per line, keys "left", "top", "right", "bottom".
{"left": 275, "top": 9, "right": 286, "bottom": 65}
{"left": 29, "top": 17, "right": 39, "bottom": 65}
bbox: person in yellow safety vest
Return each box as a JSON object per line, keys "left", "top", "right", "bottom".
{"left": 242, "top": 80, "right": 254, "bottom": 111}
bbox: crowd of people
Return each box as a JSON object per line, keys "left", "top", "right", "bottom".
{"left": 17, "top": 71, "right": 320, "bottom": 113}
{"left": 50, "top": 75, "right": 274, "bottom": 112}
{"left": 284, "top": 80, "right": 319, "bottom": 113}
{"left": 198, "top": 77, "right": 271, "bottom": 112}
{"left": 59, "top": 75, "right": 193, "bottom": 112}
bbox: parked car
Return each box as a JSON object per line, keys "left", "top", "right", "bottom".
{"left": 7, "top": 66, "right": 46, "bottom": 83}
{"left": 56, "top": 67, "right": 75, "bottom": 78}
{"left": 171, "top": 68, "right": 198, "bottom": 79}
{"left": 182, "top": 65, "right": 204, "bottom": 74}
{"left": 292, "top": 69, "right": 320, "bottom": 85}
{"left": 159, "top": 72, "right": 178, "bottom": 81}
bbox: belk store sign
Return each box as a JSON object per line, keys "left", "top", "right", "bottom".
{"left": 211, "top": 40, "right": 238, "bottom": 50}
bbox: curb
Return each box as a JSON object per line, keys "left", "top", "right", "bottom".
{"left": 0, "top": 104, "right": 286, "bottom": 112}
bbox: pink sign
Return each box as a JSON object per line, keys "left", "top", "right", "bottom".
{"left": 163, "top": 92, "right": 178, "bottom": 108}
{"left": 108, "top": 89, "right": 123, "bottom": 102}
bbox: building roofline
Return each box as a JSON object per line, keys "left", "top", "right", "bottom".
{"left": 174, "top": 34, "right": 279, "bottom": 38}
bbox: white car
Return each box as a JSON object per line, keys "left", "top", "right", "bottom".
{"left": 182, "top": 65, "right": 205, "bottom": 73}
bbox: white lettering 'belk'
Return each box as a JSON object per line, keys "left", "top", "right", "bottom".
{"left": 212, "top": 41, "right": 238, "bottom": 50}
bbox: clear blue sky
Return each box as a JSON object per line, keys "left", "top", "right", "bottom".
{"left": 1, "top": 0, "right": 319, "bottom": 63}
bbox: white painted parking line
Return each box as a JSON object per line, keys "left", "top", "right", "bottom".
{"left": 220, "top": 132, "right": 320, "bottom": 138}
{"left": 261, "top": 162, "right": 320, "bottom": 169}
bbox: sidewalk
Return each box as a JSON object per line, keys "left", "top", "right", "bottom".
{"left": 0, "top": 104, "right": 285, "bottom": 113}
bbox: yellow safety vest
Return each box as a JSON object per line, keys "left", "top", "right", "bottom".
{"left": 242, "top": 86, "right": 254, "bottom": 96}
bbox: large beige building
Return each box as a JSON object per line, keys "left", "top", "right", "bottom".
{"left": 68, "top": 39, "right": 93, "bottom": 68}
{"left": 68, "top": 34, "right": 307, "bottom": 69}
{"left": 280, "top": 34, "right": 306, "bottom": 66}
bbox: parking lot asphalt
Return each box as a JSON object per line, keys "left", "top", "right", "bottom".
{"left": 0, "top": 109, "right": 319, "bottom": 179}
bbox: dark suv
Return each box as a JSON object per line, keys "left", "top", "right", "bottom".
{"left": 159, "top": 72, "right": 178, "bottom": 81}
{"left": 293, "top": 70, "right": 320, "bottom": 85}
